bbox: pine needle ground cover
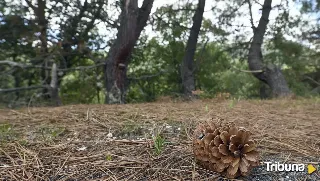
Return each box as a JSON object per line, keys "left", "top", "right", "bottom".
{"left": 0, "top": 99, "right": 319, "bottom": 180}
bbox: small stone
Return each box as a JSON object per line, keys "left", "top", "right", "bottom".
{"left": 77, "top": 146, "right": 87, "bottom": 151}
{"left": 107, "top": 132, "right": 113, "bottom": 138}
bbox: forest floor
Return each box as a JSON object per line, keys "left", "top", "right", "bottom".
{"left": 0, "top": 98, "right": 319, "bottom": 181}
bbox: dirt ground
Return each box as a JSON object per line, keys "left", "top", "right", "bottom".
{"left": 0, "top": 98, "right": 319, "bottom": 181}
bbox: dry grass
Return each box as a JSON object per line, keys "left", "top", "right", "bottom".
{"left": 0, "top": 98, "right": 319, "bottom": 180}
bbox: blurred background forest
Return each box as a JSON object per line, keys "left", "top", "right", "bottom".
{"left": 0, "top": 0, "right": 319, "bottom": 107}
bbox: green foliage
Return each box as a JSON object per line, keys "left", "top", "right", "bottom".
{"left": 105, "top": 154, "right": 112, "bottom": 161}
{"left": 283, "top": 69, "right": 313, "bottom": 96}
{"left": 299, "top": 0, "right": 320, "bottom": 12}
{"left": 37, "top": 126, "right": 66, "bottom": 142}
{"left": 196, "top": 43, "right": 261, "bottom": 98}
{"left": 126, "top": 37, "right": 186, "bottom": 102}
{"left": 205, "top": 105, "right": 208, "bottom": 112}
{"left": 128, "top": 35, "right": 264, "bottom": 101}
{"left": 228, "top": 99, "right": 237, "bottom": 109}
{"left": 118, "top": 121, "right": 144, "bottom": 138}
{"left": 152, "top": 3, "right": 194, "bottom": 42}
{"left": 152, "top": 133, "right": 166, "bottom": 155}
{"left": 0, "top": 123, "right": 17, "bottom": 142}
{"left": 60, "top": 57, "right": 104, "bottom": 104}
{"left": 60, "top": 71, "right": 99, "bottom": 104}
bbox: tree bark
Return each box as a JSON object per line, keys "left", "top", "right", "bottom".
{"left": 248, "top": 0, "right": 292, "bottom": 98}
{"left": 181, "top": 0, "right": 205, "bottom": 97}
{"left": 50, "top": 63, "right": 62, "bottom": 106}
{"left": 104, "top": 0, "right": 154, "bottom": 104}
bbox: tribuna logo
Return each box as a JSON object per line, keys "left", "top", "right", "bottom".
{"left": 265, "top": 162, "right": 305, "bottom": 172}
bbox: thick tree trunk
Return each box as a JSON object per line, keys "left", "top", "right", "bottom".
{"left": 248, "top": 0, "right": 292, "bottom": 98}
{"left": 104, "top": 0, "right": 154, "bottom": 104}
{"left": 259, "top": 84, "right": 270, "bottom": 99}
{"left": 181, "top": 0, "right": 206, "bottom": 97}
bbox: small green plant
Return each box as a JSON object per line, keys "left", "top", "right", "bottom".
{"left": 18, "top": 139, "right": 28, "bottom": 146}
{"left": 119, "top": 121, "right": 144, "bottom": 137}
{"left": 105, "top": 154, "right": 112, "bottom": 161}
{"left": 0, "top": 123, "right": 17, "bottom": 142}
{"left": 205, "top": 105, "right": 209, "bottom": 112}
{"left": 38, "top": 127, "right": 66, "bottom": 142}
{"left": 153, "top": 134, "right": 166, "bottom": 155}
{"left": 228, "top": 99, "right": 237, "bottom": 109}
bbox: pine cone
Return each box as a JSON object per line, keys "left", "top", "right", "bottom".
{"left": 192, "top": 119, "right": 259, "bottom": 178}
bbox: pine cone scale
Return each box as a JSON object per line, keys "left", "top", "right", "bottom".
{"left": 221, "top": 155, "right": 234, "bottom": 164}
{"left": 244, "top": 151, "right": 259, "bottom": 162}
{"left": 218, "top": 144, "right": 229, "bottom": 155}
{"left": 227, "top": 162, "right": 240, "bottom": 176}
{"left": 242, "top": 141, "right": 256, "bottom": 153}
{"left": 231, "top": 157, "right": 240, "bottom": 167}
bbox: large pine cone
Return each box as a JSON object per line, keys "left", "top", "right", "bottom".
{"left": 192, "top": 119, "right": 259, "bottom": 178}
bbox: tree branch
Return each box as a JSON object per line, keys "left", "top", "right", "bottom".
{"left": 47, "top": 0, "right": 60, "bottom": 19}
{"left": 25, "top": 0, "right": 36, "bottom": 12}
{"left": 0, "top": 60, "right": 106, "bottom": 71}
{"left": 136, "top": 0, "right": 155, "bottom": 39}
{"left": 304, "top": 75, "right": 320, "bottom": 86}
{"left": 218, "top": 0, "right": 247, "bottom": 23}
{"left": 0, "top": 85, "right": 50, "bottom": 93}
{"left": 171, "top": 8, "right": 196, "bottom": 12}
{"left": 153, "top": 14, "right": 191, "bottom": 31}
{"left": 252, "top": 0, "right": 263, "bottom": 6}
{"left": 104, "top": 19, "right": 120, "bottom": 29}
{"left": 193, "top": 38, "right": 209, "bottom": 73}
{"left": 246, "top": 0, "right": 256, "bottom": 30}
{"left": 128, "top": 69, "right": 171, "bottom": 80}
{"left": 81, "top": 0, "right": 104, "bottom": 38}
{"left": 59, "top": 62, "right": 106, "bottom": 71}
{"left": 0, "top": 60, "right": 28, "bottom": 68}
{"left": 231, "top": 66, "right": 263, "bottom": 73}
{"left": 62, "top": 0, "right": 89, "bottom": 42}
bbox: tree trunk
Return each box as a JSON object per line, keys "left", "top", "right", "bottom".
{"left": 36, "top": 0, "right": 63, "bottom": 104}
{"left": 104, "top": 0, "right": 154, "bottom": 104}
{"left": 37, "top": 0, "right": 51, "bottom": 99}
{"left": 50, "top": 63, "right": 62, "bottom": 106}
{"left": 259, "top": 83, "right": 270, "bottom": 99}
{"left": 181, "top": 0, "right": 206, "bottom": 97}
{"left": 26, "top": 0, "right": 60, "bottom": 101}
{"left": 248, "top": 0, "right": 292, "bottom": 98}
{"left": 13, "top": 71, "right": 21, "bottom": 101}
{"left": 12, "top": 55, "right": 20, "bottom": 101}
